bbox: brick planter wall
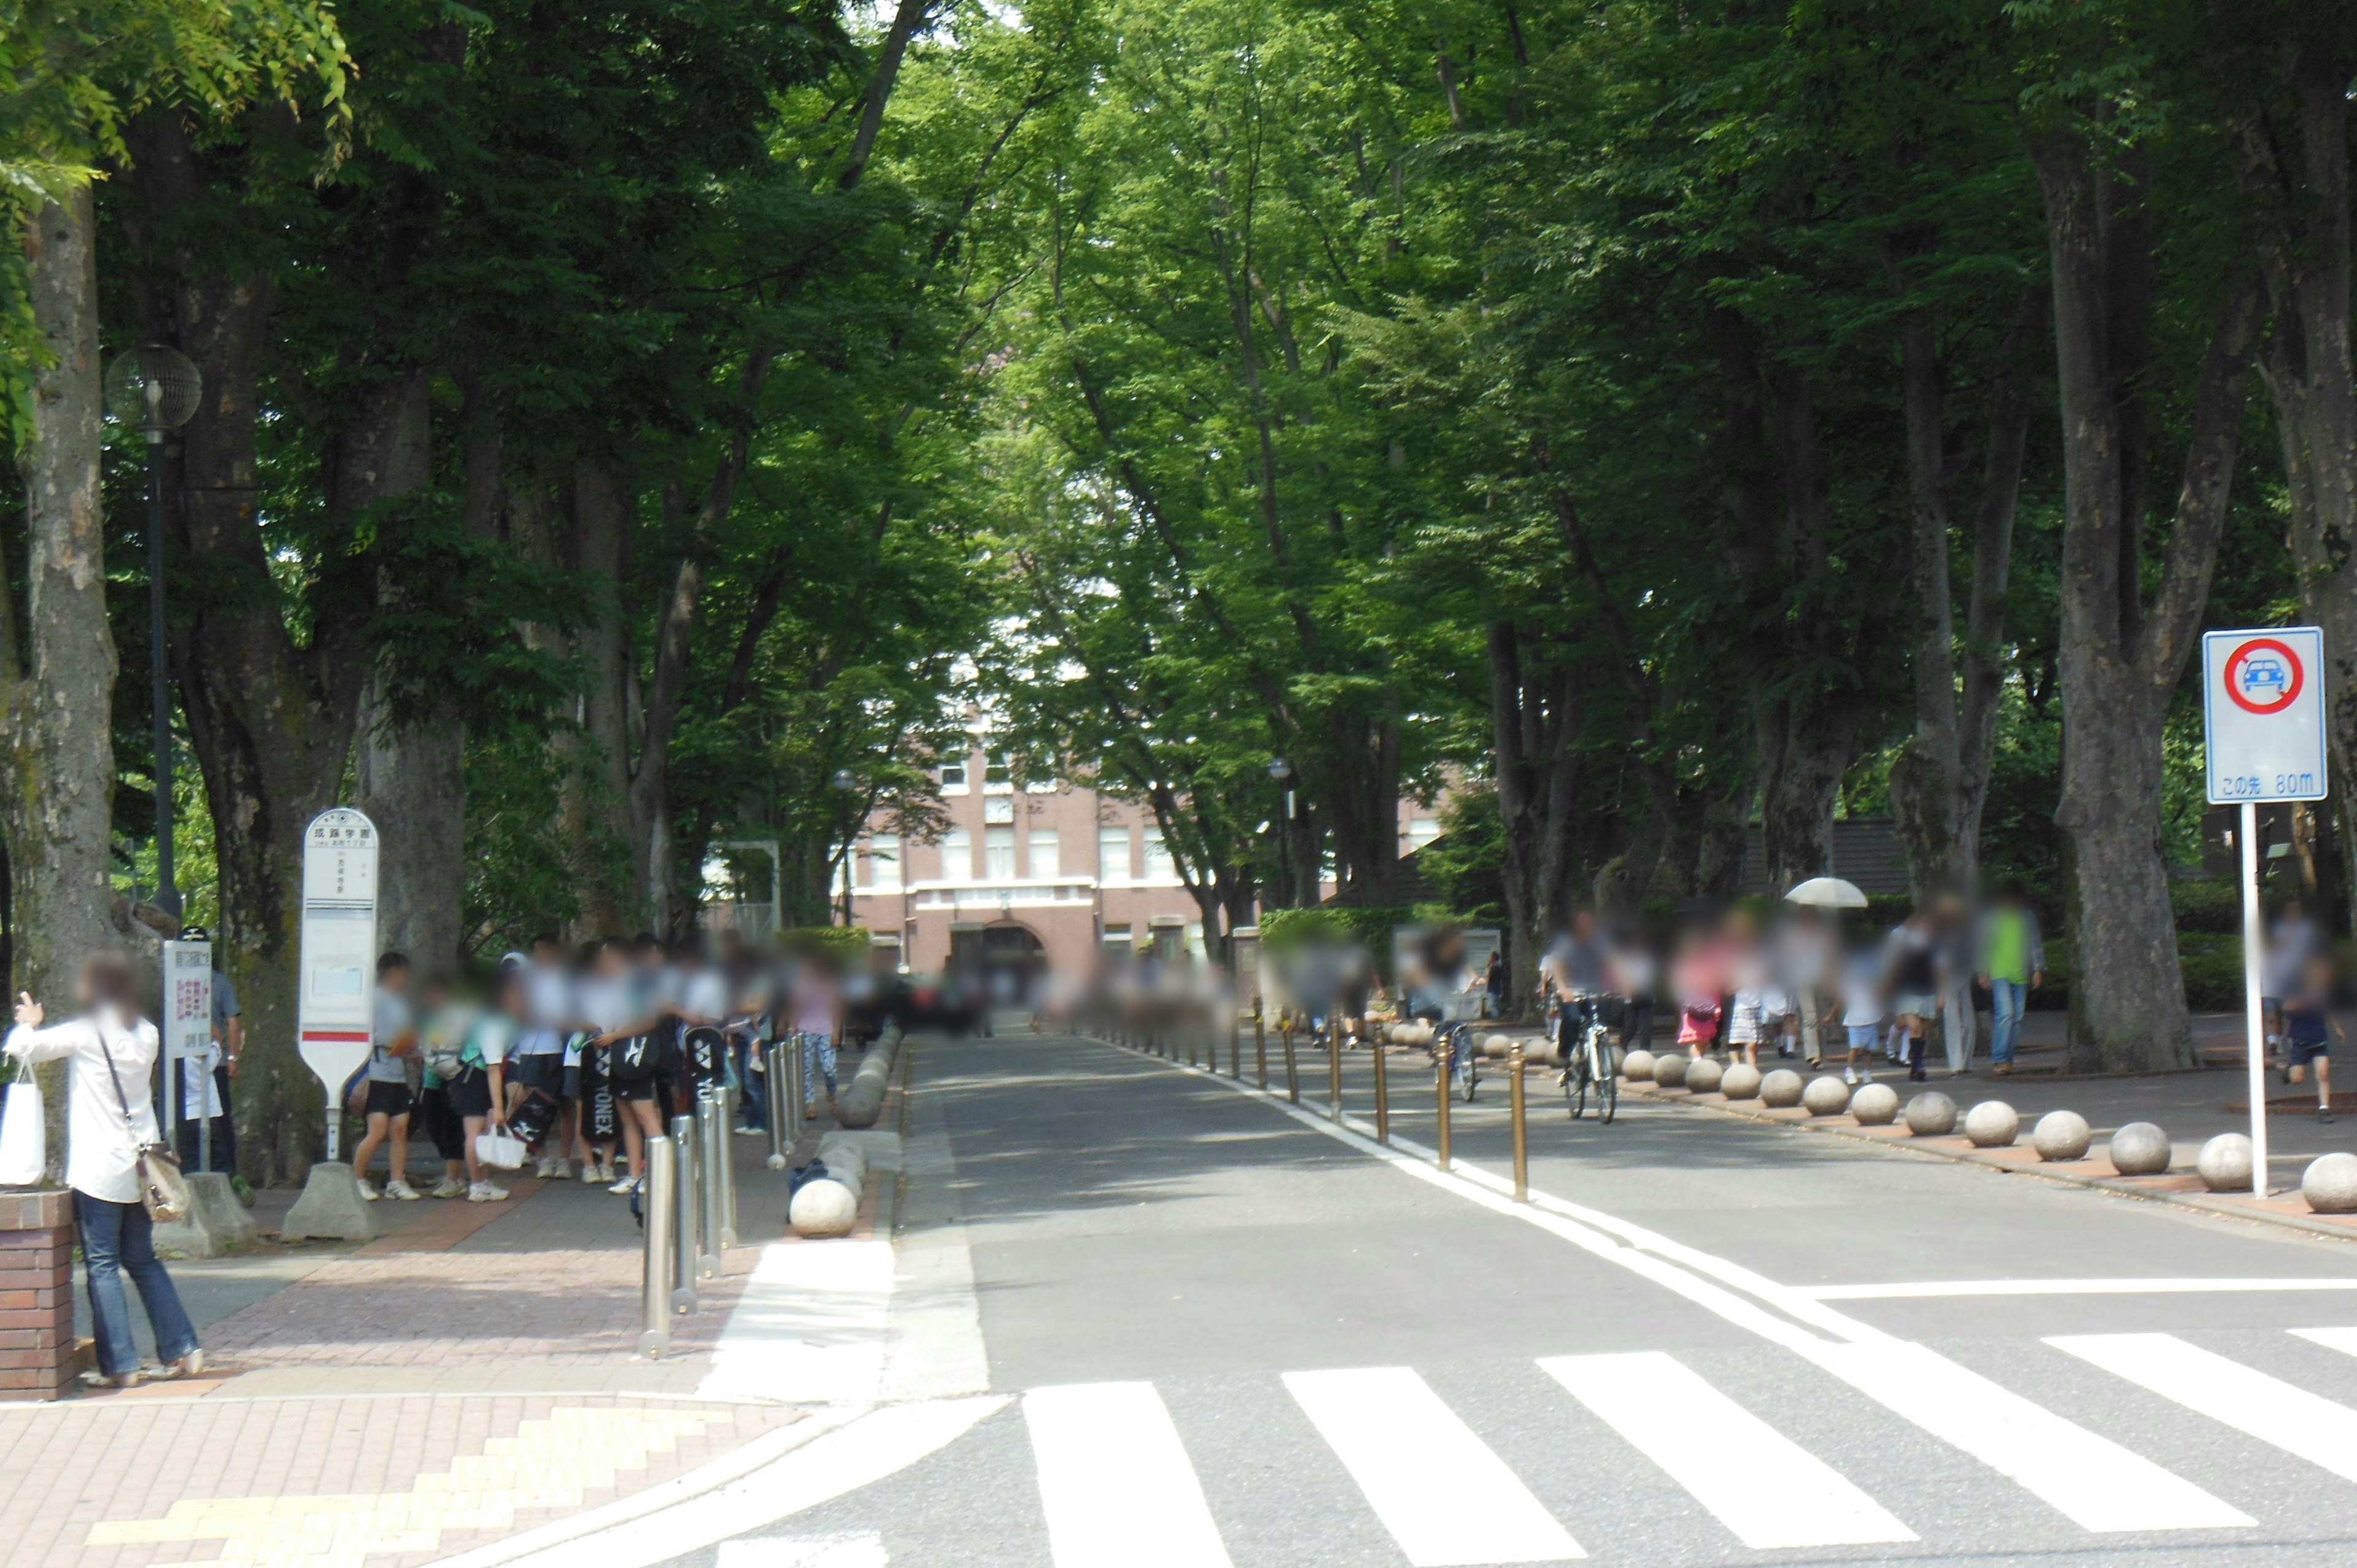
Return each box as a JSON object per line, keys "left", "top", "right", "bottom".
{"left": 0, "top": 1189, "right": 78, "bottom": 1400}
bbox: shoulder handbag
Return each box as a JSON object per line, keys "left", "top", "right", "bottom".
{"left": 96, "top": 1028, "right": 193, "bottom": 1223}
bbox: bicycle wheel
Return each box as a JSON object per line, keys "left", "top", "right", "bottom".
{"left": 1452, "top": 1032, "right": 1478, "bottom": 1101}
{"left": 1566, "top": 1059, "right": 1589, "bottom": 1119}
{"left": 1595, "top": 1039, "right": 1619, "bottom": 1124}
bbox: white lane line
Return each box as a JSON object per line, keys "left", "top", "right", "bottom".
{"left": 1539, "top": 1352, "right": 1913, "bottom": 1549}
{"left": 1097, "top": 1040, "right": 2251, "bottom": 1535}
{"left": 1023, "top": 1382, "right": 1233, "bottom": 1568}
{"left": 1812, "top": 1278, "right": 2357, "bottom": 1299}
{"left": 2053, "top": 1332, "right": 2357, "bottom": 1485}
{"left": 1284, "top": 1367, "right": 1584, "bottom": 1565}
{"left": 700, "top": 1238, "right": 896, "bottom": 1404}
{"left": 1808, "top": 1340, "right": 2250, "bottom": 1532}
{"left": 716, "top": 1535, "right": 886, "bottom": 1568}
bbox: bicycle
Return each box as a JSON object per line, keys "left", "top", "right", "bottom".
{"left": 1558, "top": 992, "right": 1619, "bottom": 1124}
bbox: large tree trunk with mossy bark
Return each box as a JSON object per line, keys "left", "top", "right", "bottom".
{"left": 2029, "top": 133, "right": 2261, "bottom": 1075}
{"left": 1, "top": 191, "right": 125, "bottom": 1173}
{"left": 1488, "top": 622, "right": 1582, "bottom": 1018}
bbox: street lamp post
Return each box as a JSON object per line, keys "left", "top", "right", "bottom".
{"left": 831, "top": 768, "right": 860, "bottom": 926}
{"left": 106, "top": 347, "right": 203, "bottom": 918}
{"left": 1268, "top": 757, "right": 1295, "bottom": 910}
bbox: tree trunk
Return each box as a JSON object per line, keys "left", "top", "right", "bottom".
{"left": 2239, "top": 49, "right": 2357, "bottom": 935}
{"left": 1488, "top": 622, "right": 1581, "bottom": 1016}
{"left": 1, "top": 191, "right": 121, "bottom": 1172}
{"left": 1754, "top": 689, "right": 1860, "bottom": 897}
{"left": 565, "top": 460, "right": 642, "bottom": 937}
{"left": 2030, "top": 131, "right": 2262, "bottom": 1073}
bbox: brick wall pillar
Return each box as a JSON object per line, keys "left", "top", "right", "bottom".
{"left": 0, "top": 1189, "right": 79, "bottom": 1400}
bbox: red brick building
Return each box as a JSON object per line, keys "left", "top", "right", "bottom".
{"left": 841, "top": 742, "right": 1444, "bottom": 976}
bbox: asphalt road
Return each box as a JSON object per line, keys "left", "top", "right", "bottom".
{"left": 656, "top": 1030, "right": 2357, "bottom": 1568}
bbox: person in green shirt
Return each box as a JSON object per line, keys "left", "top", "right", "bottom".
{"left": 1975, "top": 884, "right": 2045, "bottom": 1075}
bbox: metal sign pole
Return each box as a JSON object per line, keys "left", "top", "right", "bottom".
{"left": 2242, "top": 801, "right": 2270, "bottom": 1195}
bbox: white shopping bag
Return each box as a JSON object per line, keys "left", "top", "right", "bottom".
{"left": 0, "top": 1065, "right": 45, "bottom": 1186}
{"left": 474, "top": 1130, "right": 526, "bottom": 1170}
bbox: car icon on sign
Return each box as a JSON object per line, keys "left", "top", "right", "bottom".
{"left": 2242, "top": 656, "right": 2288, "bottom": 695}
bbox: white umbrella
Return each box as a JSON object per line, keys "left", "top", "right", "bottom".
{"left": 1784, "top": 876, "right": 1868, "bottom": 909}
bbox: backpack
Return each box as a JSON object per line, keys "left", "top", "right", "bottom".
{"left": 681, "top": 1025, "right": 726, "bottom": 1087}
{"left": 610, "top": 1033, "right": 657, "bottom": 1084}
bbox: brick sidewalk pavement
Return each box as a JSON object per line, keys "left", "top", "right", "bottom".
{"left": 2, "top": 1100, "right": 843, "bottom": 1568}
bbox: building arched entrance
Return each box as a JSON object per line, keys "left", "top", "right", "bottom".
{"left": 950, "top": 919, "right": 1048, "bottom": 1006}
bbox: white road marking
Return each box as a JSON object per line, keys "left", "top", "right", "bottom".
{"left": 2053, "top": 1332, "right": 2357, "bottom": 1484}
{"left": 482, "top": 1397, "right": 1006, "bottom": 1568}
{"left": 1109, "top": 1038, "right": 2253, "bottom": 1535}
{"left": 700, "top": 1238, "right": 896, "bottom": 1403}
{"left": 2291, "top": 1325, "right": 2357, "bottom": 1360}
{"left": 1023, "top": 1381, "right": 1233, "bottom": 1568}
{"left": 1539, "top": 1352, "right": 1914, "bottom": 1549}
{"left": 1284, "top": 1367, "right": 1584, "bottom": 1565}
{"left": 1807, "top": 1340, "right": 2251, "bottom": 1532}
{"left": 1811, "top": 1277, "right": 2357, "bottom": 1299}
{"left": 717, "top": 1535, "right": 886, "bottom": 1568}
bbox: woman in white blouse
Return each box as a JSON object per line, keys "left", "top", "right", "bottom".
{"left": 7, "top": 951, "right": 203, "bottom": 1387}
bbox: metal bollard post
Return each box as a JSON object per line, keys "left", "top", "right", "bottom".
{"left": 764, "top": 1041, "right": 789, "bottom": 1172}
{"left": 1328, "top": 1019, "right": 1343, "bottom": 1123}
{"left": 711, "top": 1087, "right": 739, "bottom": 1248}
{"left": 639, "top": 1135, "right": 675, "bottom": 1358}
{"left": 1372, "top": 1033, "right": 1390, "bottom": 1145}
{"left": 1282, "top": 1021, "right": 1299, "bottom": 1103}
{"left": 1187, "top": 1029, "right": 1198, "bottom": 1069}
{"left": 1255, "top": 1009, "right": 1268, "bottom": 1091}
{"left": 1435, "top": 1048, "right": 1452, "bottom": 1171}
{"left": 670, "top": 1112, "right": 699, "bottom": 1313}
{"left": 784, "top": 1035, "right": 807, "bottom": 1145}
{"left": 1509, "top": 1045, "right": 1529, "bottom": 1202}
{"left": 697, "top": 1092, "right": 726, "bottom": 1276}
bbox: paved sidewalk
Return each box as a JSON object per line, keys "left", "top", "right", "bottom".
{"left": 0, "top": 1057, "right": 905, "bottom": 1568}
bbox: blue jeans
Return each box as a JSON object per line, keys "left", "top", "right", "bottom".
{"left": 799, "top": 1032, "right": 837, "bottom": 1098}
{"left": 1989, "top": 978, "right": 2027, "bottom": 1066}
{"left": 730, "top": 1035, "right": 767, "bottom": 1132}
{"left": 75, "top": 1189, "right": 199, "bottom": 1376}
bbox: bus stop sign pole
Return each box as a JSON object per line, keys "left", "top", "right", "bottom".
{"left": 2202, "top": 627, "right": 2329, "bottom": 1196}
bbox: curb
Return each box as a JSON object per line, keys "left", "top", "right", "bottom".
{"left": 1618, "top": 1077, "right": 2357, "bottom": 1245}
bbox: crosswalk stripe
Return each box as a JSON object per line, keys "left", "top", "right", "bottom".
{"left": 2290, "top": 1325, "right": 2357, "bottom": 1361}
{"left": 1539, "top": 1352, "right": 1914, "bottom": 1549}
{"left": 1801, "top": 1340, "right": 2252, "bottom": 1532}
{"left": 2052, "top": 1332, "right": 2357, "bottom": 1485}
{"left": 1283, "top": 1367, "right": 1584, "bottom": 1565}
{"left": 1023, "top": 1382, "right": 1233, "bottom": 1568}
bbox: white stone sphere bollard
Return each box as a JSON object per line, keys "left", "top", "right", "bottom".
{"left": 2197, "top": 1133, "right": 2255, "bottom": 1193}
{"left": 1965, "top": 1100, "right": 2019, "bottom": 1148}
{"left": 1685, "top": 1056, "right": 1725, "bottom": 1095}
{"left": 1652, "top": 1052, "right": 1689, "bottom": 1087}
{"left": 1720, "top": 1062, "right": 1763, "bottom": 1101}
{"left": 2108, "top": 1121, "right": 2172, "bottom": 1176}
{"left": 1620, "top": 1049, "right": 1656, "bottom": 1083}
{"left": 1483, "top": 1033, "right": 1512, "bottom": 1060}
{"left": 2302, "top": 1152, "right": 2357, "bottom": 1213}
{"left": 789, "top": 1180, "right": 859, "bottom": 1238}
{"left": 1760, "top": 1068, "right": 1805, "bottom": 1108}
{"left": 1849, "top": 1083, "right": 1900, "bottom": 1126}
{"left": 1803, "top": 1075, "right": 1852, "bottom": 1117}
{"left": 1904, "top": 1091, "right": 1957, "bottom": 1137}
{"left": 2030, "top": 1110, "right": 2092, "bottom": 1162}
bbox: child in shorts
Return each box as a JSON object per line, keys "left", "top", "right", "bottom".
{"left": 1840, "top": 948, "right": 1884, "bottom": 1087}
{"left": 2282, "top": 954, "right": 2343, "bottom": 1126}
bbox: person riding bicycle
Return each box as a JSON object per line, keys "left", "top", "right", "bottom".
{"left": 1549, "top": 913, "right": 1617, "bottom": 1076}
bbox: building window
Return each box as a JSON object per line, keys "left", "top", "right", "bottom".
{"left": 1101, "top": 922, "right": 1132, "bottom": 951}
{"left": 1143, "top": 830, "right": 1177, "bottom": 883}
{"left": 940, "top": 759, "right": 969, "bottom": 795}
{"left": 983, "top": 795, "right": 1015, "bottom": 825}
{"left": 1099, "top": 825, "right": 1132, "bottom": 884}
{"left": 940, "top": 827, "right": 970, "bottom": 883}
{"left": 984, "top": 754, "right": 1013, "bottom": 794}
{"left": 985, "top": 826, "right": 1015, "bottom": 880}
{"left": 1406, "top": 816, "right": 1441, "bottom": 852}
{"left": 1028, "top": 828, "right": 1059, "bottom": 879}
{"left": 869, "top": 833, "right": 901, "bottom": 890}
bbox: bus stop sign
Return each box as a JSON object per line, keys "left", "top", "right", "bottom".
{"left": 2204, "top": 627, "right": 2327, "bottom": 804}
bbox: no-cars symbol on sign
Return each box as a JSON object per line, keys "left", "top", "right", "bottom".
{"left": 2222, "top": 636, "right": 2304, "bottom": 715}
{"left": 2203, "top": 627, "right": 2327, "bottom": 804}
